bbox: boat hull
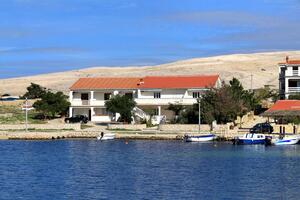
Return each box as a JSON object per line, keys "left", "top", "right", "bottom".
{"left": 273, "top": 138, "right": 299, "bottom": 145}
{"left": 184, "top": 134, "right": 214, "bottom": 142}
{"left": 235, "top": 139, "right": 266, "bottom": 145}
{"left": 97, "top": 133, "right": 115, "bottom": 141}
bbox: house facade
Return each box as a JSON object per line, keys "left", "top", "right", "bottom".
{"left": 279, "top": 56, "right": 300, "bottom": 99}
{"left": 68, "top": 75, "right": 221, "bottom": 123}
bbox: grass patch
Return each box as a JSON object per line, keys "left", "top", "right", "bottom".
{"left": 5, "top": 128, "right": 74, "bottom": 132}
{"left": 80, "top": 124, "right": 94, "bottom": 129}
{"left": 108, "top": 128, "right": 141, "bottom": 131}
{"left": 0, "top": 105, "right": 46, "bottom": 124}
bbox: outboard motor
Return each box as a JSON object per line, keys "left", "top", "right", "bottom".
{"left": 265, "top": 136, "right": 272, "bottom": 146}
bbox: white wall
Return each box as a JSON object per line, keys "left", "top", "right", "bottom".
{"left": 73, "top": 108, "right": 90, "bottom": 117}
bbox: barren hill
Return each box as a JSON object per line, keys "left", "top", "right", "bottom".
{"left": 1, "top": 51, "right": 300, "bottom": 96}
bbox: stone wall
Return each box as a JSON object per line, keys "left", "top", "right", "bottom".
{"left": 0, "top": 123, "right": 81, "bottom": 131}
{"left": 107, "top": 124, "right": 146, "bottom": 130}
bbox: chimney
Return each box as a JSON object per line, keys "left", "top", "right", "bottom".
{"left": 286, "top": 56, "right": 289, "bottom": 63}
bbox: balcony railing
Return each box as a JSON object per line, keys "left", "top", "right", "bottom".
{"left": 71, "top": 99, "right": 105, "bottom": 106}
{"left": 288, "top": 87, "right": 300, "bottom": 93}
{"left": 292, "top": 70, "right": 299, "bottom": 76}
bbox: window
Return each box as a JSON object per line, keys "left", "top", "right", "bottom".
{"left": 81, "top": 93, "right": 89, "bottom": 100}
{"left": 154, "top": 92, "right": 161, "bottom": 98}
{"left": 104, "top": 93, "right": 111, "bottom": 100}
{"left": 192, "top": 92, "right": 200, "bottom": 98}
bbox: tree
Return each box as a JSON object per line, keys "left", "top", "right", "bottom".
{"left": 22, "top": 83, "right": 46, "bottom": 99}
{"left": 167, "top": 103, "right": 184, "bottom": 123}
{"left": 178, "top": 78, "right": 259, "bottom": 125}
{"left": 105, "top": 95, "right": 136, "bottom": 123}
{"left": 33, "top": 91, "right": 70, "bottom": 119}
{"left": 254, "top": 86, "right": 279, "bottom": 103}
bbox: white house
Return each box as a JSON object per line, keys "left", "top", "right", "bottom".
{"left": 279, "top": 56, "right": 300, "bottom": 99}
{"left": 68, "top": 74, "right": 221, "bottom": 123}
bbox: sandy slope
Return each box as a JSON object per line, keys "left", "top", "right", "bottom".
{"left": 1, "top": 51, "right": 300, "bottom": 96}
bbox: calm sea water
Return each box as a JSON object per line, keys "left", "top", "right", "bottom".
{"left": 0, "top": 140, "right": 300, "bottom": 200}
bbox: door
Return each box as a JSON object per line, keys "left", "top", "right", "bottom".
{"left": 88, "top": 109, "right": 91, "bottom": 121}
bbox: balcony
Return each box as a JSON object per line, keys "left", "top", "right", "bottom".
{"left": 71, "top": 99, "right": 106, "bottom": 106}
{"left": 135, "top": 98, "right": 197, "bottom": 105}
{"left": 293, "top": 70, "right": 299, "bottom": 76}
{"left": 288, "top": 87, "right": 300, "bottom": 93}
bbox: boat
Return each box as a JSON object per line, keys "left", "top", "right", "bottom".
{"left": 184, "top": 133, "right": 215, "bottom": 142}
{"left": 271, "top": 135, "right": 300, "bottom": 145}
{"left": 184, "top": 100, "right": 214, "bottom": 142}
{"left": 232, "top": 133, "right": 267, "bottom": 145}
{"left": 97, "top": 132, "right": 115, "bottom": 141}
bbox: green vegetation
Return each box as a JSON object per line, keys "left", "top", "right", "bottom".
{"left": 177, "top": 78, "right": 259, "bottom": 125}
{"left": 288, "top": 93, "right": 300, "bottom": 100}
{"left": 22, "top": 83, "right": 47, "bottom": 99}
{"left": 80, "top": 124, "right": 94, "bottom": 129}
{"left": 33, "top": 91, "right": 70, "bottom": 119}
{"left": 167, "top": 103, "right": 184, "bottom": 123}
{"left": 108, "top": 128, "right": 141, "bottom": 131}
{"left": 0, "top": 105, "right": 46, "bottom": 124}
{"left": 254, "top": 86, "right": 279, "bottom": 102}
{"left": 105, "top": 94, "right": 136, "bottom": 123}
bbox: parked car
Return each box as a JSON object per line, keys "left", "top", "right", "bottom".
{"left": 250, "top": 123, "right": 273, "bottom": 134}
{"left": 65, "top": 115, "right": 88, "bottom": 124}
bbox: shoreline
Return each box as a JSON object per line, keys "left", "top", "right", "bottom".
{"left": 0, "top": 130, "right": 235, "bottom": 141}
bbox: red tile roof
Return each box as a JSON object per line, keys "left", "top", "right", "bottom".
{"left": 70, "top": 77, "right": 141, "bottom": 90}
{"left": 279, "top": 60, "right": 300, "bottom": 65}
{"left": 267, "top": 100, "right": 300, "bottom": 112}
{"left": 70, "top": 75, "right": 219, "bottom": 90}
{"left": 140, "top": 75, "right": 219, "bottom": 89}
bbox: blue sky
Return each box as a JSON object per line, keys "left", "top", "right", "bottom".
{"left": 0, "top": 0, "right": 300, "bottom": 78}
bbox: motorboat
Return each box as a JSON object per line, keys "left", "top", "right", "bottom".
{"left": 97, "top": 132, "right": 115, "bottom": 141}
{"left": 184, "top": 134, "right": 215, "bottom": 142}
{"left": 271, "top": 135, "right": 300, "bottom": 145}
{"left": 232, "top": 133, "right": 267, "bottom": 145}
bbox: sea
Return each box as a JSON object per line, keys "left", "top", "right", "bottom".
{"left": 1, "top": 140, "right": 299, "bottom": 200}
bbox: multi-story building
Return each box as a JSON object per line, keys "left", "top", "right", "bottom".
{"left": 68, "top": 75, "right": 221, "bottom": 123}
{"left": 279, "top": 56, "right": 300, "bottom": 99}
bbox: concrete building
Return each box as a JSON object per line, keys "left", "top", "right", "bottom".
{"left": 68, "top": 74, "right": 221, "bottom": 123}
{"left": 279, "top": 56, "right": 300, "bottom": 99}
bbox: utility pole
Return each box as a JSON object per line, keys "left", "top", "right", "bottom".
{"left": 25, "top": 98, "right": 28, "bottom": 132}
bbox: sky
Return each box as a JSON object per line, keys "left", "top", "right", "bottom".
{"left": 0, "top": 0, "right": 300, "bottom": 78}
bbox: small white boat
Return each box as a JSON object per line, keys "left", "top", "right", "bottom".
{"left": 272, "top": 135, "right": 300, "bottom": 145}
{"left": 184, "top": 134, "right": 214, "bottom": 142}
{"left": 184, "top": 100, "right": 214, "bottom": 142}
{"left": 97, "top": 132, "right": 115, "bottom": 141}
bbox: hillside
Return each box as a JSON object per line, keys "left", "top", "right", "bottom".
{"left": 1, "top": 51, "right": 300, "bottom": 96}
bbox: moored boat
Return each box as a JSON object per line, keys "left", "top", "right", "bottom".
{"left": 272, "top": 135, "right": 300, "bottom": 145}
{"left": 232, "top": 133, "right": 267, "bottom": 145}
{"left": 184, "top": 99, "right": 214, "bottom": 142}
{"left": 97, "top": 132, "right": 115, "bottom": 141}
{"left": 184, "top": 134, "right": 215, "bottom": 142}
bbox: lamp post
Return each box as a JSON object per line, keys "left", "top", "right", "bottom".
{"left": 25, "top": 98, "right": 28, "bottom": 132}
